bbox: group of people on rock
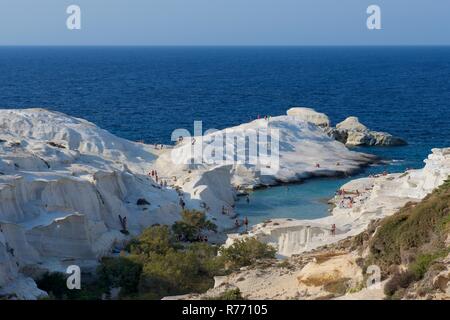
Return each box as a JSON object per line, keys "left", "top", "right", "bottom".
{"left": 149, "top": 169, "right": 158, "bottom": 180}
{"left": 175, "top": 135, "right": 197, "bottom": 145}
{"left": 257, "top": 115, "right": 272, "bottom": 121}
{"left": 335, "top": 187, "right": 367, "bottom": 209}
{"left": 235, "top": 217, "right": 249, "bottom": 231}
{"left": 154, "top": 143, "right": 164, "bottom": 150}
{"left": 149, "top": 169, "right": 168, "bottom": 188}
{"left": 176, "top": 234, "right": 209, "bottom": 243}
{"left": 338, "top": 196, "right": 355, "bottom": 209}
{"left": 335, "top": 189, "right": 359, "bottom": 197}
{"left": 196, "top": 235, "right": 208, "bottom": 242}
{"left": 369, "top": 171, "right": 389, "bottom": 178}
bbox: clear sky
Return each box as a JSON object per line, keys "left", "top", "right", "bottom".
{"left": 0, "top": 0, "right": 449, "bottom": 45}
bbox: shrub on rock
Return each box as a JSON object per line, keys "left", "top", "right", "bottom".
{"left": 219, "top": 238, "right": 276, "bottom": 269}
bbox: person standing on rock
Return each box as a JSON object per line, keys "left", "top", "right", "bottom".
{"left": 331, "top": 224, "right": 336, "bottom": 236}
{"left": 123, "top": 216, "right": 127, "bottom": 231}
{"left": 179, "top": 198, "right": 186, "bottom": 209}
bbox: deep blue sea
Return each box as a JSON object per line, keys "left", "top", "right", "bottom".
{"left": 1, "top": 46, "right": 449, "bottom": 224}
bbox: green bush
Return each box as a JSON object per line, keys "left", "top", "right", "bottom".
{"left": 409, "top": 250, "right": 449, "bottom": 279}
{"left": 127, "top": 225, "right": 176, "bottom": 256}
{"left": 209, "top": 288, "right": 244, "bottom": 300}
{"left": 95, "top": 225, "right": 225, "bottom": 299}
{"left": 36, "top": 272, "right": 68, "bottom": 299}
{"left": 172, "top": 221, "right": 198, "bottom": 242}
{"left": 139, "top": 249, "right": 211, "bottom": 297}
{"left": 219, "top": 238, "right": 276, "bottom": 269}
{"left": 369, "top": 180, "right": 450, "bottom": 272}
{"left": 172, "top": 209, "right": 217, "bottom": 241}
{"left": 137, "top": 243, "right": 224, "bottom": 299}
{"left": 187, "top": 242, "right": 224, "bottom": 276}
{"left": 36, "top": 272, "right": 102, "bottom": 300}
{"left": 97, "top": 257, "right": 143, "bottom": 297}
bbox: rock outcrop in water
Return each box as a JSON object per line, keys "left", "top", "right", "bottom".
{"left": 329, "top": 116, "right": 407, "bottom": 146}
{"left": 287, "top": 107, "right": 407, "bottom": 147}
{"left": 286, "top": 107, "right": 330, "bottom": 128}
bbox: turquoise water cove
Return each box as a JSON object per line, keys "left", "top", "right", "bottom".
{"left": 236, "top": 178, "right": 346, "bottom": 223}
{"left": 236, "top": 146, "right": 416, "bottom": 225}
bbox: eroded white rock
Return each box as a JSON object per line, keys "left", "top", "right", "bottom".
{"left": 329, "top": 116, "right": 407, "bottom": 146}
{"left": 0, "top": 109, "right": 184, "bottom": 298}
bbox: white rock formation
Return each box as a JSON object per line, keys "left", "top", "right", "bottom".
{"left": 329, "top": 116, "right": 407, "bottom": 146}
{"left": 0, "top": 109, "right": 205, "bottom": 298}
{"left": 286, "top": 108, "right": 406, "bottom": 147}
{"left": 227, "top": 148, "right": 450, "bottom": 257}
{"left": 154, "top": 115, "right": 376, "bottom": 190}
{"left": 286, "top": 107, "right": 330, "bottom": 127}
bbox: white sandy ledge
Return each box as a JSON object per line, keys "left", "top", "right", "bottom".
{"left": 226, "top": 148, "right": 450, "bottom": 257}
